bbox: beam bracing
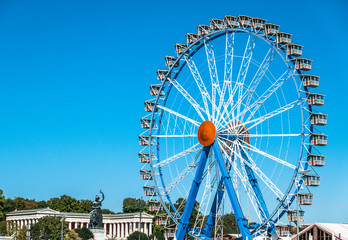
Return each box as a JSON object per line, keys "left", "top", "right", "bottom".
{"left": 176, "top": 145, "right": 212, "bottom": 240}
{"left": 240, "top": 147, "right": 277, "bottom": 236}
{"left": 212, "top": 141, "right": 253, "bottom": 240}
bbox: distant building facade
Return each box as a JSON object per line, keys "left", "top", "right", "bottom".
{"left": 6, "top": 207, "right": 154, "bottom": 239}
{"left": 291, "top": 223, "right": 348, "bottom": 240}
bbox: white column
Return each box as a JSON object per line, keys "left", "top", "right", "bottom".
{"left": 121, "top": 223, "right": 124, "bottom": 238}
{"left": 125, "top": 223, "right": 129, "bottom": 237}
{"left": 117, "top": 223, "right": 120, "bottom": 238}
{"left": 149, "top": 222, "right": 152, "bottom": 235}
{"left": 144, "top": 222, "right": 148, "bottom": 235}
{"left": 69, "top": 222, "right": 72, "bottom": 230}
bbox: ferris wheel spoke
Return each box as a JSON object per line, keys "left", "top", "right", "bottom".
{"left": 235, "top": 133, "right": 302, "bottom": 138}
{"left": 217, "top": 32, "right": 235, "bottom": 120}
{"left": 219, "top": 68, "right": 293, "bottom": 130}
{"left": 184, "top": 55, "right": 212, "bottom": 120}
{"left": 243, "top": 47, "right": 277, "bottom": 109}
{"left": 204, "top": 40, "right": 222, "bottom": 122}
{"left": 153, "top": 143, "right": 201, "bottom": 168}
{"left": 152, "top": 134, "right": 196, "bottom": 138}
{"left": 217, "top": 139, "right": 267, "bottom": 221}
{"left": 218, "top": 138, "right": 284, "bottom": 199}
{"left": 157, "top": 105, "right": 200, "bottom": 127}
{"left": 242, "top": 99, "right": 301, "bottom": 131}
{"left": 242, "top": 69, "right": 293, "bottom": 123}
{"left": 236, "top": 138, "right": 296, "bottom": 169}
{"left": 215, "top": 34, "right": 257, "bottom": 128}
{"left": 217, "top": 47, "right": 277, "bottom": 129}
{"left": 168, "top": 78, "right": 207, "bottom": 121}
{"left": 234, "top": 143, "right": 285, "bottom": 199}
{"left": 159, "top": 149, "right": 203, "bottom": 196}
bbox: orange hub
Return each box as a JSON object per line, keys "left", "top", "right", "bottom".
{"left": 197, "top": 120, "right": 216, "bottom": 146}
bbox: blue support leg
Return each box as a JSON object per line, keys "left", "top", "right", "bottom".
{"left": 176, "top": 145, "right": 212, "bottom": 240}
{"left": 203, "top": 155, "right": 234, "bottom": 237}
{"left": 212, "top": 142, "right": 253, "bottom": 240}
{"left": 240, "top": 147, "right": 277, "bottom": 236}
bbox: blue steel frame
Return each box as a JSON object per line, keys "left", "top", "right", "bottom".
{"left": 147, "top": 22, "right": 314, "bottom": 240}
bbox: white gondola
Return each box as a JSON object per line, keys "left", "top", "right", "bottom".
{"left": 164, "top": 228, "right": 176, "bottom": 238}
{"left": 297, "top": 193, "right": 313, "bottom": 205}
{"left": 276, "top": 32, "right": 292, "bottom": 44}
{"left": 210, "top": 18, "right": 225, "bottom": 30}
{"left": 150, "top": 85, "right": 164, "bottom": 96}
{"left": 140, "top": 118, "right": 151, "bottom": 129}
{"left": 185, "top": 33, "right": 199, "bottom": 45}
{"left": 138, "top": 152, "right": 150, "bottom": 163}
{"left": 294, "top": 58, "right": 312, "bottom": 71}
{"left": 175, "top": 43, "right": 187, "bottom": 55}
{"left": 310, "top": 133, "right": 327, "bottom": 146}
{"left": 165, "top": 56, "right": 179, "bottom": 68}
{"left": 156, "top": 70, "right": 168, "bottom": 81}
{"left": 286, "top": 43, "right": 303, "bottom": 56}
{"left": 275, "top": 225, "right": 292, "bottom": 237}
{"left": 252, "top": 17, "right": 266, "bottom": 30}
{"left": 223, "top": 15, "right": 240, "bottom": 28}
{"left": 287, "top": 210, "right": 304, "bottom": 222}
{"left": 138, "top": 135, "right": 151, "bottom": 146}
{"left": 149, "top": 200, "right": 161, "bottom": 211}
{"left": 264, "top": 23, "right": 279, "bottom": 35}
{"left": 308, "top": 93, "right": 325, "bottom": 106}
{"left": 144, "top": 101, "right": 157, "bottom": 112}
{"left": 308, "top": 154, "right": 325, "bottom": 166}
{"left": 302, "top": 75, "right": 319, "bottom": 88}
{"left": 237, "top": 15, "right": 252, "bottom": 28}
{"left": 140, "top": 170, "right": 152, "bottom": 180}
{"left": 198, "top": 24, "right": 210, "bottom": 36}
{"left": 143, "top": 186, "right": 157, "bottom": 196}
{"left": 156, "top": 216, "right": 169, "bottom": 226}
{"left": 310, "top": 113, "right": 327, "bottom": 125}
{"left": 303, "top": 174, "right": 321, "bottom": 186}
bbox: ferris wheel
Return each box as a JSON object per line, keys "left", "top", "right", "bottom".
{"left": 138, "top": 15, "right": 327, "bottom": 240}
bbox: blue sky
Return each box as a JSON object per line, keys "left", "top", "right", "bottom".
{"left": 0, "top": 0, "right": 347, "bottom": 224}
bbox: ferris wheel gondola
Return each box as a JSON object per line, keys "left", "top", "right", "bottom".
{"left": 138, "top": 15, "right": 327, "bottom": 240}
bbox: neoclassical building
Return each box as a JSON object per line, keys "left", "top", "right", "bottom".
{"left": 6, "top": 208, "right": 154, "bottom": 239}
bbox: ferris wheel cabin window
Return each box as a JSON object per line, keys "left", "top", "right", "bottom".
{"left": 223, "top": 15, "right": 240, "bottom": 28}
{"left": 301, "top": 74, "right": 320, "bottom": 88}
{"left": 264, "top": 23, "right": 280, "bottom": 35}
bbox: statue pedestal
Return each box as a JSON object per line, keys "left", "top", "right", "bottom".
{"left": 89, "top": 228, "right": 105, "bottom": 240}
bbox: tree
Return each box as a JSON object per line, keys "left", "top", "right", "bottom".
{"left": 75, "top": 227, "right": 94, "bottom": 240}
{"left": 123, "top": 198, "right": 146, "bottom": 213}
{"left": 222, "top": 213, "right": 238, "bottom": 234}
{"left": 67, "top": 229, "right": 79, "bottom": 239}
{"left": 173, "top": 198, "right": 200, "bottom": 227}
{"left": 0, "top": 190, "right": 5, "bottom": 221}
{"left": 17, "top": 226, "right": 27, "bottom": 240}
{"left": 0, "top": 221, "right": 7, "bottom": 236}
{"left": 127, "top": 231, "right": 148, "bottom": 240}
{"left": 149, "top": 231, "right": 165, "bottom": 240}
{"left": 30, "top": 216, "right": 68, "bottom": 240}
{"left": 102, "top": 209, "right": 115, "bottom": 214}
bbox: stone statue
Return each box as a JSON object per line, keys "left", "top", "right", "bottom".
{"left": 89, "top": 189, "right": 104, "bottom": 229}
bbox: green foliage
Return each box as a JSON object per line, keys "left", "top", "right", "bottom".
{"left": 0, "top": 221, "right": 7, "bottom": 236}
{"left": 67, "top": 229, "right": 79, "bottom": 239}
{"left": 30, "top": 216, "right": 68, "bottom": 240}
{"left": 222, "top": 213, "right": 238, "bottom": 234}
{"left": 17, "top": 226, "right": 27, "bottom": 240}
{"left": 0, "top": 190, "right": 5, "bottom": 221}
{"left": 173, "top": 198, "right": 200, "bottom": 227}
{"left": 123, "top": 198, "right": 146, "bottom": 213}
{"left": 127, "top": 231, "right": 148, "bottom": 240}
{"left": 149, "top": 231, "right": 165, "bottom": 240}
{"left": 102, "top": 208, "right": 115, "bottom": 214}
{"left": 75, "top": 227, "right": 94, "bottom": 240}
